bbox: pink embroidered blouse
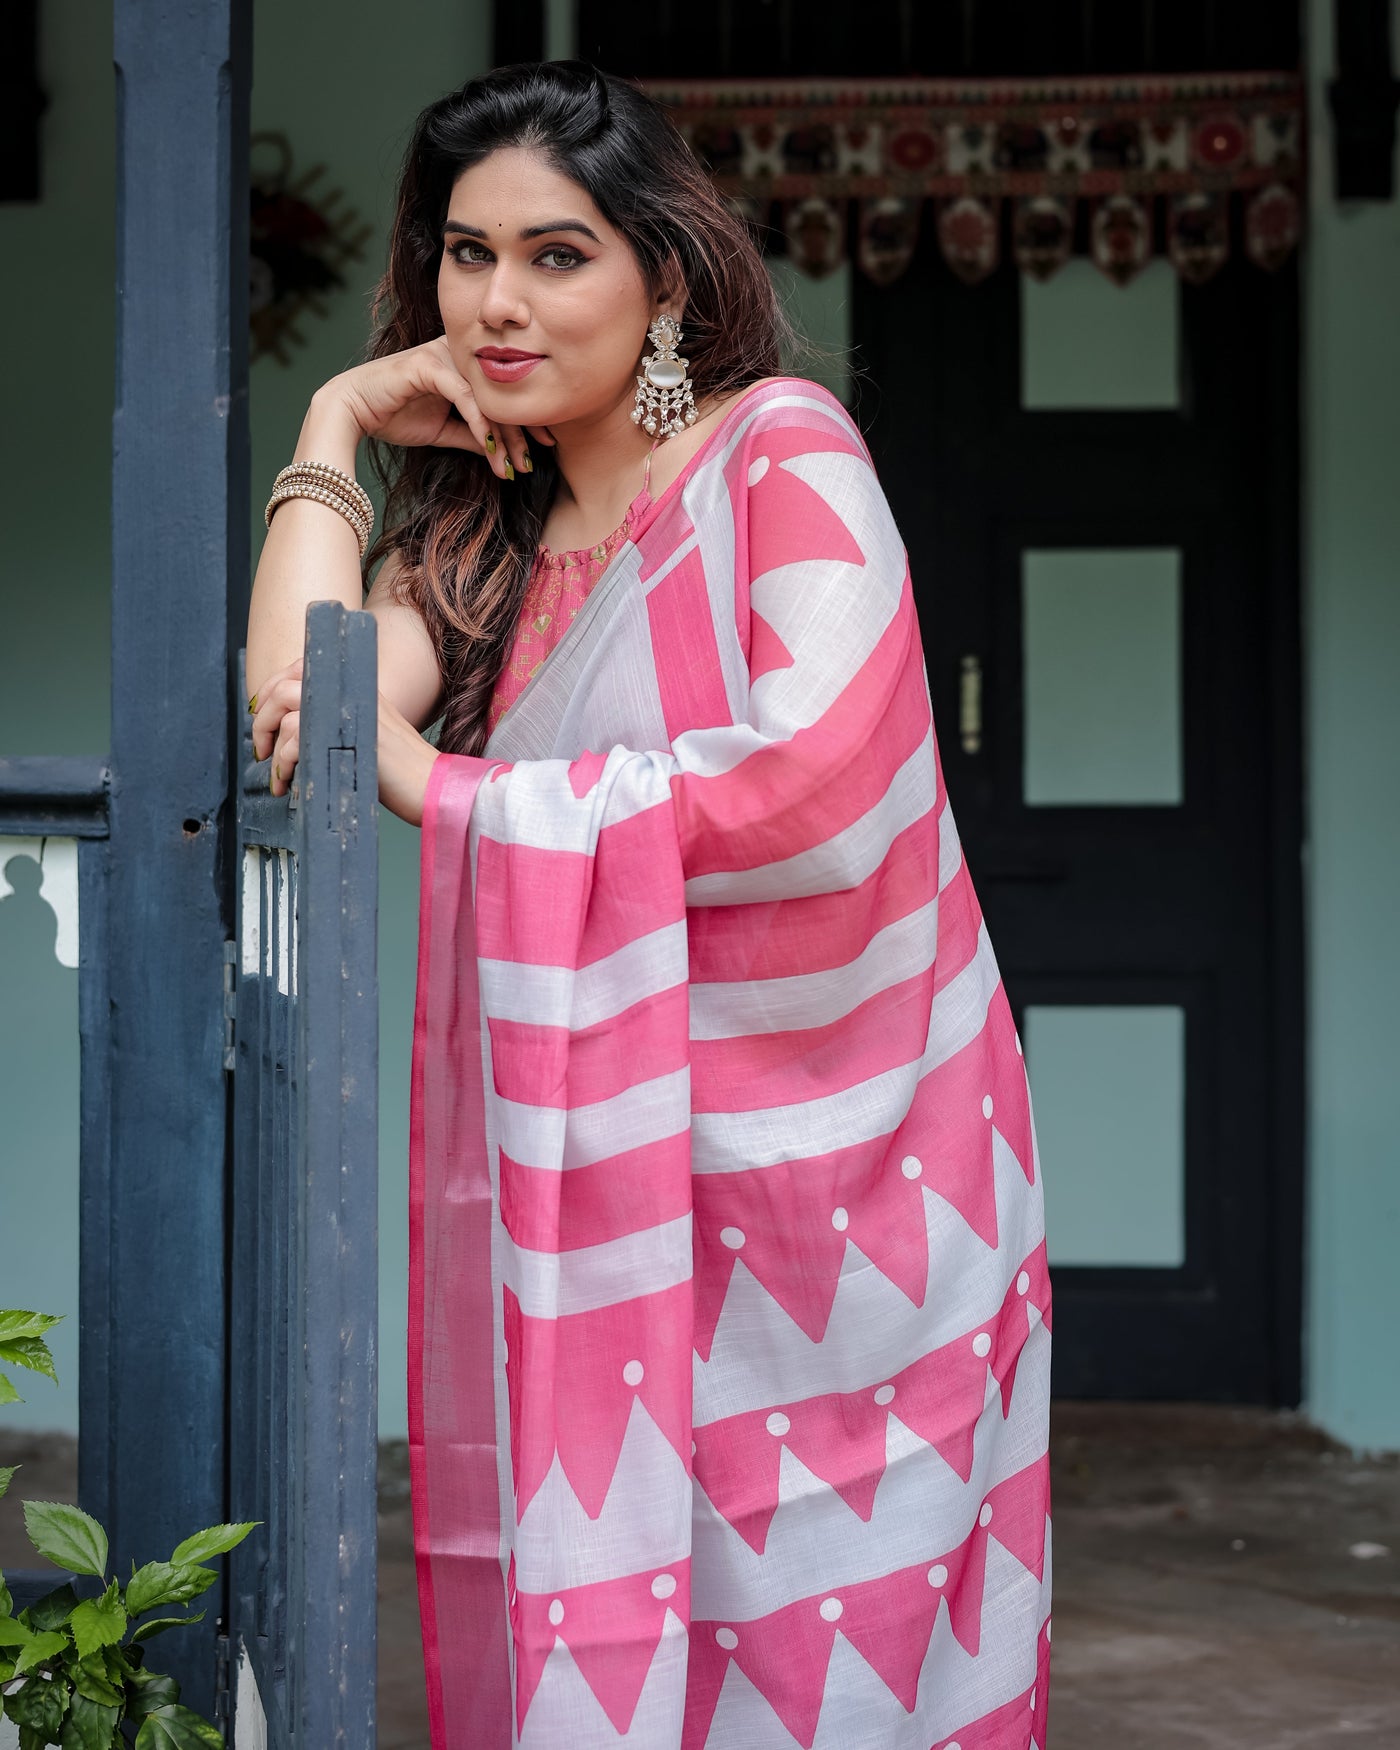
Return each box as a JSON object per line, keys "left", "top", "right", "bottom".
{"left": 486, "top": 442, "right": 659, "bottom": 738}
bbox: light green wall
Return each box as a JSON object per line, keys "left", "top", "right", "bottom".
{"left": 2, "top": 2, "right": 1398, "bottom": 1453}
{"left": 247, "top": 2, "right": 491, "bottom": 1442}
{"left": 0, "top": 5, "right": 114, "bottom": 764}
{"left": 0, "top": 0, "right": 115, "bottom": 1430}
{"left": 1301, "top": 0, "right": 1400, "bottom": 1451}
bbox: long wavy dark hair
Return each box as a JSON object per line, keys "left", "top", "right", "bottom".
{"left": 360, "top": 59, "right": 801, "bottom": 756}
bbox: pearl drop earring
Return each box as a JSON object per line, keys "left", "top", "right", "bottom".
{"left": 631, "top": 313, "right": 698, "bottom": 438}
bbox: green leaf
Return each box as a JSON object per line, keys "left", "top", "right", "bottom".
{"left": 0, "top": 1465, "right": 17, "bottom": 1500}
{"left": 59, "top": 1691, "right": 120, "bottom": 1750}
{"left": 167, "top": 1523, "right": 257, "bottom": 1567}
{"left": 102, "top": 1642, "right": 139, "bottom": 1680}
{"left": 69, "top": 1585, "right": 125, "bottom": 1660}
{"left": 26, "top": 1585, "right": 78, "bottom": 1632}
{"left": 0, "top": 1574, "right": 11, "bottom": 1616}
{"left": 0, "top": 1338, "right": 58, "bottom": 1387}
{"left": 124, "top": 1564, "right": 216, "bottom": 1618}
{"left": 71, "top": 1652, "right": 123, "bottom": 1707}
{"left": 3, "top": 1669, "right": 69, "bottom": 1737}
{"left": 130, "top": 1612, "right": 203, "bottom": 1645}
{"left": 20, "top": 1727, "right": 59, "bottom": 1750}
{"left": 133, "top": 1704, "right": 224, "bottom": 1749}
{"left": 0, "top": 1656, "right": 13, "bottom": 1684}
{"left": 22, "top": 1503, "right": 108, "bottom": 1578}
{"left": 124, "top": 1671, "right": 180, "bottom": 1722}
{"left": 0, "top": 1312, "right": 62, "bottom": 1345}
{"left": 0, "top": 1614, "right": 33, "bottom": 1646}
{"left": 12, "top": 1630, "right": 67, "bottom": 1675}
{"left": 0, "top": 1370, "right": 21, "bottom": 1406}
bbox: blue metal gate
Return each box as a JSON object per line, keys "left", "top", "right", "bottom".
{"left": 228, "top": 602, "right": 380, "bottom": 1749}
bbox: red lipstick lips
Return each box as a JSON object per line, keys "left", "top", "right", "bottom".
{"left": 476, "top": 347, "right": 545, "bottom": 383}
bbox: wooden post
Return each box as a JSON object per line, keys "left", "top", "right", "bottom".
{"left": 106, "top": 0, "right": 251, "bottom": 1718}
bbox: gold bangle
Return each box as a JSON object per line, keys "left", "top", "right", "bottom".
{"left": 265, "top": 460, "right": 375, "bottom": 557}
{"left": 265, "top": 480, "right": 370, "bottom": 536}
{"left": 264, "top": 484, "right": 371, "bottom": 557}
{"left": 271, "top": 460, "right": 374, "bottom": 529}
{"left": 265, "top": 476, "right": 372, "bottom": 536}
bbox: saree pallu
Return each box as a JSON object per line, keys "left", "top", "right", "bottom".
{"left": 410, "top": 378, "right": 1052, "bottom": 1749}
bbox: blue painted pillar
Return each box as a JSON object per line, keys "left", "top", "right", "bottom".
{"left": 102, "top": 0, "right": 252, "bottom": 1718}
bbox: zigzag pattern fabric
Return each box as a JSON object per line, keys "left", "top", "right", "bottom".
{"left": 409, "top": 379, "right": 1052, "bottom": 1748}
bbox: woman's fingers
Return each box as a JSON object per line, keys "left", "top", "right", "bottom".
{"left": 428, "top": 365, "right": 511, "bottom": 476}
{"left": 270, "top": 710, "right": 300, "bottom": 797}
{"left": 498, "top": 424, "right": 540, "bottom": 478}
{"left": 417, "top": 340, "right": 507, "bottom": 476}
{"left": 422, "top": 342, "right": 554, "bottom": 481}
{"left": 249, "top": 662, "right": 303, "bottom": 764}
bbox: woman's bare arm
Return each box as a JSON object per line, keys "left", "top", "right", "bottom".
{"left": 362, "top": 551, "right": 446, "bottom": 732}
{"left": 246, "top": 357, "right": 518, "bottom": 725}
{"left": 247, "top": 386, "right": 443, "bottom": 730}
{"left": 245, "top": 387, "right": 367, "bottom": 704}
{"left": 245, "top": 340, "right": 546, "bottom": 818}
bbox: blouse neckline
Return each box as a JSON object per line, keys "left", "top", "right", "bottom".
{"left": 535, "top": 484, "right": 653, "bottom": 570}
{"left": 535, "top": 436, "right": 660, "bottom": 570}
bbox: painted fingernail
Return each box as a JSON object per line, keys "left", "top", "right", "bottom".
{"left": 521, "top": 449, "right": 533, "bottom": 472}
{"left": 485, "top": 432, "right": 497, "bottom": 454}
{"left": 247, "top": 693, "right": 257, "bottom": 713}
{"left": 503, "top": 460, "right": 515, "bottom": 482}
{"left": 274, "top": 761, "right": 282, "bottom": 785}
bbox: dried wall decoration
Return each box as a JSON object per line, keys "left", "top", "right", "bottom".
{"left": 645, "top": 71, "right": 1305, "bottom": 287}
{"left": 250, "top": 132, "right": 374, "bottom": 364}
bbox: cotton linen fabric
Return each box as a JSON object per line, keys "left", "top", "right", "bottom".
{"left": 410, "top": 377, "right": 1052, "bottom": 1749}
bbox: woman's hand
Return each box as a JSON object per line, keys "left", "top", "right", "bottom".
{"left": 249, "top": 654, "right": 439, "bottom": 827}
{"left": 249, "top": 657, "right": 304, "bottom": 799}
{"left": 322, "top": 335, "right": 551, "bottom": 481}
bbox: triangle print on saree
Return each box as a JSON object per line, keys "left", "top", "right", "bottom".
{"left": 410, "top": 378, "right": 1052, "bottom": 1749}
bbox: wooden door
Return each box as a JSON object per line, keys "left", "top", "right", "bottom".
{"left": 507, "top": 0, "right": 1305, "bottom": 1403}
{"left": 859, "top": 241, "right": 1302, "bottom": 1401}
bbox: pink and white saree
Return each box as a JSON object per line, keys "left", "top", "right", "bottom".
{"left": 410, "top": 377, "right": 1052, "bottom": 1749}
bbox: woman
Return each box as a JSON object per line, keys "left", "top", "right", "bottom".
{"left": 246, "top": 59, "right": 1051, "bottom": 1750}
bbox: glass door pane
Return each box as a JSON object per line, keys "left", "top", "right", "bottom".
{"left": 1026, "top": 1003, "right": 1186, "bottom": 1268}
{"left": 1021, "top": 259, "right": 1180, "bottom": 410}
{"left": 1022, "top": 547, "right": 1183, "bottom": 805}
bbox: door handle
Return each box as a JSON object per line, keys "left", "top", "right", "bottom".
{"left": 959, "top": 655, "right": 982, "bottom": 755}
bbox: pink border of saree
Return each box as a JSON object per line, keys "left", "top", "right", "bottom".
{"left": 409, "top": 753, "right": 513, "bottom": 1743}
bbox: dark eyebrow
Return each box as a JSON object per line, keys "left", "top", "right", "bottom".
{"left": 443, "top": 219, "right": 602, "bottom": 243}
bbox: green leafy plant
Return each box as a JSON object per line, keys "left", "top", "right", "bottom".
{"left": 0, "top": 1311, "right": 62, "bottom": 1414}
{"left": 0, "top": 1312, "right": 257, "bottom": 1748}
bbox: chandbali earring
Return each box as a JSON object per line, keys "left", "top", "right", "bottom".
{"left": 631, "top": 312, "right": 698, "bottom": 438}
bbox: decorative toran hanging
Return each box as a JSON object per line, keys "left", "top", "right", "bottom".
{"left": 644, "top": 71, "right": 1305, "bottom": 287}
{"left": 249, "top": 131, "right": 374, "bottom": 365}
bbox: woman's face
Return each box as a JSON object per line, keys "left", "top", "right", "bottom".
{"left": 437, "top": 145, "right": 674, "bottom": 434}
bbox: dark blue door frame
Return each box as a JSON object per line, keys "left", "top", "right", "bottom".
{"left": 3, "top": 0, "right": 252, "bottom": 1711}
{"left": 104, "top": 0, "right": 252, "bottom": 1718}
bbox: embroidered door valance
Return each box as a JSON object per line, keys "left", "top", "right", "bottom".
{"left": 644, "top": 72, "right": 1305, "bottom": 286}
